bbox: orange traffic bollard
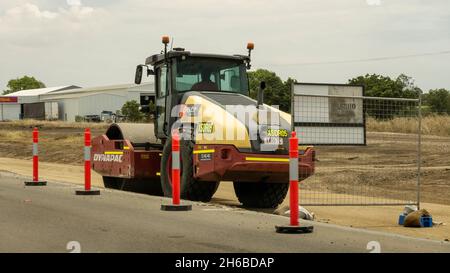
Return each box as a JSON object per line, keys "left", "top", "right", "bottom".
{"left": 24, "top": 127, "right": 47, "bottom": 186}
{"left": 161, "top": 130, "right": 192, "bottom": 211}
{"left": 275, "top": 131, "right": 314, "bottom": 234}
{"left": 76, "top": 128, "right": 100, "bottom": 195}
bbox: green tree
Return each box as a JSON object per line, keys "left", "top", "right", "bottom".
{"left": 425, "top": 89, "right": 450, "bottom": 114}
{"left": 121, "top": 100, "right": 144, "bottom": 122}
{"left": 247, "top": 69, "right": 294, "bottom": 112}
{"left": 348, "top": 73, "right": 420, "bottom": 99}
{"left": 348, "top": 74, "right": 421, "bottom": 119}
{"left": 3, "top": 76, "right": 46, "bottom": 95}
{"left": 395, "top": 74, "right": 422, "bottom": 99}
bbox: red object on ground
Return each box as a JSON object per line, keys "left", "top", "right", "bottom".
{"left": 289, "top": 131, "right": 299, "bottom": 226}
{"left": 274, "top": 131, "right": 313, "bottom": 233}
{"left": 172, "top": 131, "right": 181, "bottom": 205}
{"left": 25, "top": 127, "right": 46, "bottom": 186}
{"left": 85, "top": 128, "right": 91, "bottom": 191}
{"left": 160, "top": 130, "right": 191, "bottom": 211}
{"left": 75, "top": 128, "right": 99, "bottom": 195}
{"left": 32, "top": 127, "right": 39, "bottom": 182}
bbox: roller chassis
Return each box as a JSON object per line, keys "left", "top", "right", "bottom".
{"left": 92, "top": 39, "right": 316, "bottom": 207}
{"left": 91, "top": 129, "right": 314, "bottom": 183}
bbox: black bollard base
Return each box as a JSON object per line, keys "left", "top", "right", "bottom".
{"left": 75, "top": 189, "right": 101, "bottom": 195}
{"left": 24, "top": 181, "right": 47, "bottom": 186}
{"left": 161, "top": 204, "right": 192, "bottom": 211}
{"left": 275, "top": 225, "right": 314, "bottom": 234}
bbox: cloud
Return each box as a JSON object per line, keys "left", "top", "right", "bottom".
{"left": 67, "top": 0, "right": 82, "bottom": 7}
{"left": 3, "top": 1, "right": 94, "bottom": 21}
{"left": 0, "top": 0, "right": 449, "bottom": 91}
{"left": 5, "top": 3, "right": 58, "bottom": 20}
{"left": 0, "top": 1, "right": 99, "bottom": 47}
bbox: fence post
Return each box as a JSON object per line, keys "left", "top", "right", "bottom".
{"left": 417, "top": 94, "right": 422, "bottom": 209}
{"left": 275, "top": 131, "right": 313, "bottom": 234}
{"left": 161, "top": 130, "right": 192, "bottom": 211}
{"left": 76, "top": 128, "right": 100, "bottom": 195}
{"left": 24, "top": 127, "right": 47, "bottom": 186}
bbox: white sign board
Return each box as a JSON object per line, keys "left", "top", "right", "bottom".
{"left": 292, "top": 83, "right": 365, "bottom": 145}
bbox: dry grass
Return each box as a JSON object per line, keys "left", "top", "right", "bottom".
{"left": 0, "top": 131, "right": 28, "bottom": 140}
{"left": 0, "top": 119, "right": 109, "bottom": 130}
{"left": 54, "top": 134, "right": 84, "bottom": 143}
{"left": 367, "top": 115, "right": 450, "bottom": 136}
{"left": 2, "top": 117, "right": 448, "bottom": 137}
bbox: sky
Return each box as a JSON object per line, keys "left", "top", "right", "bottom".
{"left": 0, "top": 0, "right": 449, "bottom": 92}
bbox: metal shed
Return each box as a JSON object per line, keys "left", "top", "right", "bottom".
{"left": 40, "top": 83, "right": 155, "bottom": 122}
{"left": 0, "top": 86, "right": 80, "bottom": 121}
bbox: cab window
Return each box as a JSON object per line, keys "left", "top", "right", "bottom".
{"left": 158, "top": 66, "right": 168, "bottom": 97}
{"left": 174, "top": 57, "right": 248, "bottom": 95}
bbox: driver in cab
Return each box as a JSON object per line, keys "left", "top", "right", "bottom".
{"left": 191, "top": 70, "right": 218, "bottom": 91}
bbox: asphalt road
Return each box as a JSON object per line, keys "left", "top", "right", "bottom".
{"left": 1, "top": 172, "right": 449, "bottom": 253}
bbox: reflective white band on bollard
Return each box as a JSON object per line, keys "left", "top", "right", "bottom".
{"left": 84, "top": 146, "right": 91, "bottom": 161}
{"left": 32, "top": 143, "right": 38, "bottom": 156}
{"left": 172, "top": 150, "right": 180, "bottom": 170}
{"left": 289, "top": 157, "right": 298, "bottom": 182}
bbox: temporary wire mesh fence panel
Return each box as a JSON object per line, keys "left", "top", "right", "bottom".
{"left": 295, "top": 95, "right": 421, "bottom": 206}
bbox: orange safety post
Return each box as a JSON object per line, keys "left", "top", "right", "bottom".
{"left": 24, "top": 127, "right": 47, "bottom": 186}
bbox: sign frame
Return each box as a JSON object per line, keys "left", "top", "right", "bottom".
{"left": 291, "top": 82, "right": 366, "bottom": 146}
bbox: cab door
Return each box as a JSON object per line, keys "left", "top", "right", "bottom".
{"left": 155, "top": 65, "right": 168, "bottom": 138}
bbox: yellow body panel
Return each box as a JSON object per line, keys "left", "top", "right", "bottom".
{"left": 180, "top": 94, "right": 311, "bottom": 153}
{"left": 182, "top": 95, "right": 252, "bottom": 148}
{"left": 245, "top": 157, "right": 290, "bottom": 162}
{"left": 104, "top": 151, "right": 124, "bottom": 155}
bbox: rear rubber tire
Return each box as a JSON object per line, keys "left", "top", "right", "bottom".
{"left": 233, "top": 182, "right": 289, "bottom": 208}
{"left": 102, "top": 176, "right": 163, "bottom": 196}
{"left": 160, "top": 136, "right": 219, "bottom": 202}
{"left": 103, "top": 176, "right": 123, "bottom": 189}
{"left": 123, "top": 178, "right": 164, "bottom": 196}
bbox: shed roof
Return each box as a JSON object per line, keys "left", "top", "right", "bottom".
{"left": 5, "top": 85, "right": 80, "bottom": 97}
{"left": 43, "top": 82, "right": 154, "bottom": 96}
{"left": 47, "top": 83, "right": 134, "bottom": 95}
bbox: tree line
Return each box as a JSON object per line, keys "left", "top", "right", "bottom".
{"left": 247, "top": 69, "right": 450, "bottom": 115}
{"left": 3, "top": 73, "right": 450, "bottom": 120}
{"left": 2, "top": 76, "right": 45, "bottom": 94}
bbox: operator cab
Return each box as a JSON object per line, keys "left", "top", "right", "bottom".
{"left": 175, "top": 55, "right": 249, "bottom": 95}
{"left": 134, "top": 36, "right": 254, "bottom": 139}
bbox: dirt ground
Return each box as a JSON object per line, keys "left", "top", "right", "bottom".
{"left": 0, "top": 122, "right": 106, "bottom": 165}
{"left": 0, "top": 122, "right": 449, "bottom": 242}
{"left": 0, "top": 157, "right": 448, "bottom": 242}
{"left": 1, "top": 122, "right": 449, "bottom": 204}
{"left": 305, "top": 132, "right": 450, "bottom": 205}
